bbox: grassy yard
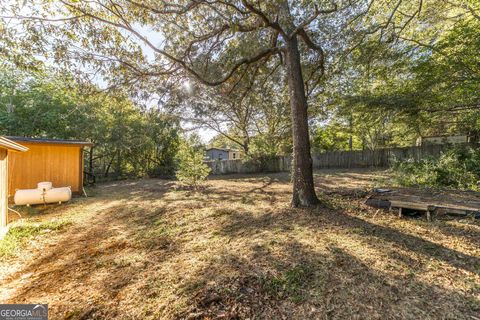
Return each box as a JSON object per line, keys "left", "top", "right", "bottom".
{"left": 0, "top": 169, "right": 479, "bottom": 319}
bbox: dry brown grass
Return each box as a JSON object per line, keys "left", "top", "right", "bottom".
{"left": 0, "top": 169, "right": 479, "bottom": 320}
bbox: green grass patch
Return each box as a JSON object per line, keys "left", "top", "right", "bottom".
{"left": 134, "top": 220, "right": 173, "bottom": 250}
{"left": 0, "top": 220, "right": 72, "bottom": 258}
{"left": 263, "top": 264, "right": 316, "bottom": 303}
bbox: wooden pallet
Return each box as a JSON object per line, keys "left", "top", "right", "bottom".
{"left": 366, "top": 188, "right": 480, "bottom": 221}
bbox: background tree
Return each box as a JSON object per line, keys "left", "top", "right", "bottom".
{"left": 309, "top": 1, "right": 479, "bottom": 151}
{"left": 175, "top": 136, "right": 211, "bottom": 189}
{"left": 0, "top": 65, "right": 180, "bottom": 180}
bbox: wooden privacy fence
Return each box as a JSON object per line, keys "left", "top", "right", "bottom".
{"left": 206, "top": 144, "right": 477, "bottom": 175}
{"left": 206, "top": 156, "right": 291, "bottom": 175}
{"left": 312, "top": 144, "right": 454, "bottom": 169}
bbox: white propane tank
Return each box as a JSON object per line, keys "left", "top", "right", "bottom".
{"left": 14, "top": 183, "right": 72, "bottom": 206}
{"left": 14, "top": 189, "right": 45, "bottom": 205}
{"left": 37, "top": 181, "right": 53, "bottom": 191}
{"left": 44, "top": 186, "right": 72, "bottom": 203}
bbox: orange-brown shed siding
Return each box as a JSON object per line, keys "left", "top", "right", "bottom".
{"left": 0, "top": 137, "right": 28, "bottom": 228}
{"left": 8, "top": 142, "right": 84, "bottom": 196}
{"left": 0, "top": 148, "right": 8, "bottom": 227}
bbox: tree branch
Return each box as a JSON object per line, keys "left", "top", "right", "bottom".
{"left": 0, "top": 14, "right": 87, "bottom": 22}
{"left": 289, "top": 3, "right": 338, "bottom": 38}
{"left": 298, "top": 29, "right": 325, "bottom": 76}
{"left": 59, "top": 0, "right": 280, "bottom": 87}
{"left": 124, "top": 0, "right": 200, "bottom": 15}
{"left": 241, "top": 0, "right": 286, "bottom": 36}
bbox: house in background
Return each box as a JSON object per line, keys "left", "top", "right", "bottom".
{"left": 0, "top": 137, "right": 28, "bottom": 230}
{"left": 205, "top": 147, "right": 242, "bottom": 161}
{"left": 416, "top": 134, "right": 472, "bottom": 146}
{"left": 6, "top": 137, "right": 93, "bottom": 196}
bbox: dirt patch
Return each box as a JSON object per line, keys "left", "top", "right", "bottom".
{"left": 0, "top": 170, "right": 478, "bottom": 319}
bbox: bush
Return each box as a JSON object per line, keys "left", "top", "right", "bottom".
{"left": 175, "top": 140, "right": 211, "bottom": 189}
{"left": 392, "top": 146, "right": 480, "bottom": 190}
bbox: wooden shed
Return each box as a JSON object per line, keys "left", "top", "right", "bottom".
{"left": 0, "top": 137, "right": 28, "bottom": 229}
{"left": 6, "top": 137, "right": 93, "bottom": 197}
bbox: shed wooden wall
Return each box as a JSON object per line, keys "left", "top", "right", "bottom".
{"left": 8, "top": 142, "right": 83, "bottom": 196}
{"left": 0, "top": 148, "right": 8, "bottom": 228}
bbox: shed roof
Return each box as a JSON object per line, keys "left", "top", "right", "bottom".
{"left": 0, "top": 136, "right": 29, "bottom": 152}
{"left": 6, "top": 136, "right": 93, "bottom": 147}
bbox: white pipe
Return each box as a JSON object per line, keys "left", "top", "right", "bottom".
{"left": 8, "top": 207, "right": 22, "bottom": 218}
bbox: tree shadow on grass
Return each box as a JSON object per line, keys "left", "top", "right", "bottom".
{"left": 175, "top": 234, "right": 477, "bottom": 319}
{"left": 207, "top": 172, "right": 291, "bottom": 183}
{"left": 422, "top": 220, "right": 480, "bottom": 248}
{"left": 115, "top": 177, "right": 289, "bottom": 205}
{"left": 3, "top": 177, "right": 479, "bottom": 319}
{"left": 3, "top": 195, "right": 179, "bottom": 319}
{"left": 219, "top": 207, "right": 480, "bottom": 277}
{"left": 186, "top": 177, "right": 292, "bottom": 205}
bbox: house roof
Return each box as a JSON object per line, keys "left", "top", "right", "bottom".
{"left": 206, "top": 147, "right": 229, "bottom": 152}
{"left": 6, "top": 136, "right": 93, "bottom": 147}
{"left": 206, "top": 147, "right": 240, "bottom": 152}
{"left": 0, "top": 136, "right": 29, "bottom": 152}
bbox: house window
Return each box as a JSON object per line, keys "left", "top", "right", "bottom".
{"left": 218, "top": 153, "right": 222, "bottom": 160}
{"left": 233, "top": 153, "right": 236, "bottom": 159}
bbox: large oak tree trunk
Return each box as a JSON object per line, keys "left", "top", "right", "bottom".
{"left": 285, "top": 36, "right": 319, "bottom": 207}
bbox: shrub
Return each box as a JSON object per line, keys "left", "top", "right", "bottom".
{"left": 392, "top": 146, "right": 480, "bottom": 190}
{"left": 175, "top": 140, "right": 211, "bottom": 189}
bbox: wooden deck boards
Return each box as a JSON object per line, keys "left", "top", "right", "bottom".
{"left": 366, "top": 188, "right": 480, "bottom": 221}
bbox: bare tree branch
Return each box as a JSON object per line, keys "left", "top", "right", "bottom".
{"left": 57, "top": 0, "right": 280, "bottom": 87}
{"left": 289, "top": 3, "right": 338, "bottom": 38}
{"left": 0, "top": 14, "right": 87, "bottom": 22}
{"left": 241, "top": 0, "right": 286, "bottom": 36}
{"left": 298, "top": 29, "right": 325, "bottom": 76}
